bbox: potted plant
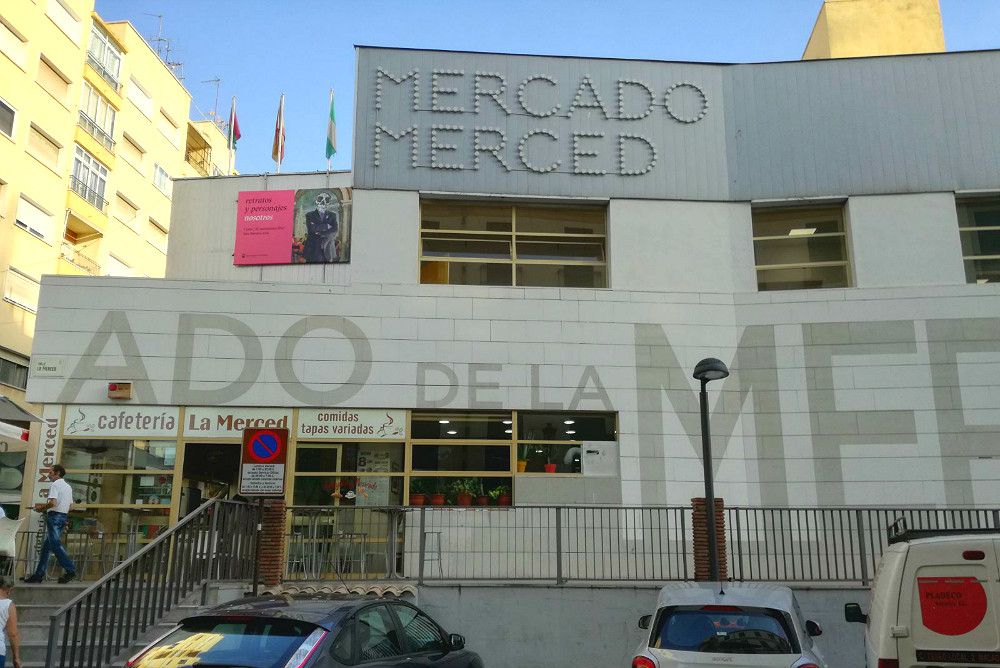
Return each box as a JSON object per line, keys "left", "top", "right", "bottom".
{"left": 517, "top": 443, "right": 529, "bottom": 473}
{"left": 428, "top": 479, "right": 446, "bottom": 506}
{"left": 476, "top": 479, "right": 490, "bottom": 506}
{"left": 543, "top": 446, "right": 558, "bottom": 474}
{"left": 451, "top": 478, "right": 477, "bottom": 506}
{"left": 489, "top": 485, "right": 512, "bottom": 506}
{"left": 409, "top": 479, "right": 427, "bottom": 506}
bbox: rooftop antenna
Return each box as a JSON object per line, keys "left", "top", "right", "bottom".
{"left": 201, "top": 77, "right": 222, "bottom": 121}
{"left": 164, "top": 40, "right": 183, "bottom": 80}
{"left": 144, "top": 13, "right": 167, "bottom": 58}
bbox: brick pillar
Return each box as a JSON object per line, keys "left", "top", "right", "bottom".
{"left": 259, "top": 498, "right": 287, "bottom": 586}
{"left": 691, "top": 497, "right": 728, "bottom": 581}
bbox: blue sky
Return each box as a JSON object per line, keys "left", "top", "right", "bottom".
{"left": 94, "top": 0, "right": 1000, "bottom": 176}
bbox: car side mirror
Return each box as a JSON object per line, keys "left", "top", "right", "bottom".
{"left": 844, "top": 603, "right": 867, "bottom": 624}
{"left": 806, "top": 620, "right": 822, "bottom": 636}
{"left": 449, "top": 633, "right": 465, "bottom": 651}
{"left": 638, "top": 615, "right": 652, "bottom": 630}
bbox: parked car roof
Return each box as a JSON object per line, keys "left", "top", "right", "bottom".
{"left": 182, "top": 593, "right": 397, "bottom": 630}
{"left": 654, "top": 582, "right": 796, "bottom": 610}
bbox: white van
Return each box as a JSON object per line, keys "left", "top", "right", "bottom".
{"left": 845, "top": 526, "right": 1000, "bottom": 668}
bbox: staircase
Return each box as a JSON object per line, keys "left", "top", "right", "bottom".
{"left": 13, "top": 582, "right": 201, "bottom": 668}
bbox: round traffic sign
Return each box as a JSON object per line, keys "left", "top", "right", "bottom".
{"left": 249, "top": 430, "right": 282, "bottom": 463}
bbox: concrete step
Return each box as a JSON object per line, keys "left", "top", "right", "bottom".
{"left": 10, "top": 582, "right": 89, "bottom": 607}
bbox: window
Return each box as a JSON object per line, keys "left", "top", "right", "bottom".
{"left": 651, "top": 606, "right": 798, "bottom": 654}
{"left": 292, "top": 443, "right": 404, "bottom": 507}
{"left": 957, "top": 198, "right": 1000, "bottom": 284}
{"left": 113, "top": 193, "right": 139, "bottom": 230}
{"left": 71, "top": 145, "right": 109, "bottom": 210}
{"left": 27, "top": 124, "right": 61, "bottom": 170}
{"left": 157, "top": 109, "right": 180, "bottom": 147}
{"left": 15, "top": 196, "right": 55, "bottom": 241}
{"left": 36, "top": 56, "right": 71, "bottom": 104}
{"left": 0, "top": 357, "right": 28, "bottom": 390}
{"left": 330, "top": 619, "right": 356, "bottom": 665}
{"left": 147, "top": 217, "right": 168, "bottom": 253}
{"left": 46, "top": 0, "right": 81, "bottom": 44}
{"left": 752, "top": 206, "right": 851, "bottom": 291}
{"left": 357, "top": 606, "right": 403, "bottom": 662}
{"left": 0, "top": 96, "right": 14, "bottom": 139}
{"left": 4, "top": 267, "right": 40, "bottom": 313}
{"left": 0, "top": 19, "right": 29, "bottom": 70}
{"left": 119, "top": 133, "right": 145, "bottom": 172}
{"left": 153, "top": 163, "right": 172, "bottom": 197}
{"left": 394, "top": 605, "right": 446, "bottom": 654}
{"left": 127, "top": 77, "right": 153, "bottom": 118}
{"left": 517, "top": 411, "right": 615, "bottom": 474}
{"left": 420, "top": 202, "right": 607, "bottom": 288}
{"left": 106, "top": 254, "right": 132, "bottom": 276}
{"left": 87, "top": 23, "right": 122, "bottom": 90}
{"left": 79, "top": 82, "right": 115, "bottom": 150}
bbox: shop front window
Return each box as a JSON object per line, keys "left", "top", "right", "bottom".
{"left": 292, "top": 443, "right": 404, "bottom": 507}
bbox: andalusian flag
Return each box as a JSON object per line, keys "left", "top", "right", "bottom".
{"left": 227, "top": 97, "right": 241, "bottom": 150}
{"left": 326, "top": 89, "right": 337, "bottom": 164}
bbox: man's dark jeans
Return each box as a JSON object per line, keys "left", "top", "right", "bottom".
{"left": 33, "top": 511, "right": 75, "bottom": 578}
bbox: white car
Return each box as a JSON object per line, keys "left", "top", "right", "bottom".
{"left": 631, "top": 582, "right": 827, "bottom": 668}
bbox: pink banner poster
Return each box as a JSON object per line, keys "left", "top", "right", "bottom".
{"left": 234, "top": 190, "right": 295, "bottom": 265}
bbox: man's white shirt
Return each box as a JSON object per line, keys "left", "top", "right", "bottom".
{"left": 48, "top": 478, "right": 73, "bottom": 514}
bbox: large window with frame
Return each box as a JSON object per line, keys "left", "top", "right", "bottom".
{"left": 79, "top": 81, "right": 116, "bottom": 150}
{"left": 87, "top": 23, "right": 122, "bottom": 90}
{"left": 71, "top": 144, "right": 109, "bottom": 210}
{"left": 752, "top": 206, "right": 851, "bottom": 291}
{"left": 420, "top": 201, "right": 607, "bottom": 288}
{"left": 957, "top": 198, "right": 1000, "bottom": 284}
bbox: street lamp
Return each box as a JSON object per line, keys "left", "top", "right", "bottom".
{"left": 692, "top": 357, "right": 729, "bottom": 582}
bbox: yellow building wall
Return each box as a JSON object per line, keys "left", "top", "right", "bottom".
{"left": 0, "top": 1, "right": 235, "bottom": 513}
{"left": 803, "top": 0, "right": 945, "bottom": 60}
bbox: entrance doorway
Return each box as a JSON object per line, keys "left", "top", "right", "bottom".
{"left": 180, "top": 442, "right": 241, "bottom": 516}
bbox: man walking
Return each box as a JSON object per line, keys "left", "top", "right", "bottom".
{"left": 23, "top": 465, "right": 76, "bottom": 584}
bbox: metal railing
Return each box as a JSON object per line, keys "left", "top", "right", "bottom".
{"left": 59, "top": 241, "right": 101, "bottom": 275}
{"left": 46, "top": 499, "right": 258, "bottom": 668}
{"left": 68, "top": 175, "right": 108, "bottom": 212}
{"left": 10, "top": 528, "right": 142, "bottom": 581}
{"left": 284, "top": 505, "right": 692, "bottom": 583}
{"left": 77, "top": 110, "right": 115, "bottom": 151}
{"left": 85, "top": 51, "right": 120, "bottom": 91}
{"left": 726, "top": 506, "right": 1000, "bottom": 585}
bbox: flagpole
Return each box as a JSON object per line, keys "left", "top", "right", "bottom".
{"left": 228, "top": 95, "right": 235, "bottom": 175}
{"left": 327, "top": 88, "right": 333, "bottom": 173}
{"left": 277, "top": 93, "right": 284, "bottom": 174}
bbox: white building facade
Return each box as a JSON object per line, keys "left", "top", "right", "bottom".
{"left": 22, "top": 47, "right": 1000, "bottom": 536}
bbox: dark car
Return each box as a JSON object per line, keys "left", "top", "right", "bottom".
{"left": 125, "top": 594, "right": 484, "bottom": 668}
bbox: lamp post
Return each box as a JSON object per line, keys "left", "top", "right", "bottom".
{"left": 693, "top": 357, "right": 729, "bottom": 582}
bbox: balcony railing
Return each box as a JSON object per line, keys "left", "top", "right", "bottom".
{"left": 69, "top": 175, "right": 108, "bottom": 212}
{"left": 86, "top": 51, "right": 120, "bottom": 91}
{"left": 77, "top": 110, "right": 115, "bottom": 152}
{"left": 60, "top": 241, "right": 101, "bottom": 275}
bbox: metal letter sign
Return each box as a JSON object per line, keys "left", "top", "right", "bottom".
{"left": 239, "top": 428, "right": 287, "bottom": 496}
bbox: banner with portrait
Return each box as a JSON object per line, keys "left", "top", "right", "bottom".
{"left": 234, "top": 187, "right": 352, "bottom": 265}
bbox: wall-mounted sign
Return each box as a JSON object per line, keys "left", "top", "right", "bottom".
{"left": 184, "top": 407, "right": 292, "bottom": 438}
{"left": 235, "top": 188, "right": 352, "bottom": 266}
{"left": 239, "top": 428, "right": 287, "bottom": 496}
{"left": 62, "top": 405, "right": 180, "bottom": 438}
{"left": 31, "top": 357, "right": 66, "bottom": 378}
{"left": 297, "top": 408, "right": 405, "bottom": 439}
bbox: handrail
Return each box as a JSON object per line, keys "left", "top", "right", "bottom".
{"left": 46, "top": 498, "right": 258, "bottom": 667}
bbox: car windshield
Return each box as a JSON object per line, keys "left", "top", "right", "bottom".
{"left": 131, "top": 616, "right": 318, "bottom": 668}
{"left": 651, "top": 606, "right": 798, "bottom": 655}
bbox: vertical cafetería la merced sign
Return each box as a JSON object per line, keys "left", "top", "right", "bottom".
{"left": 352, "top": 47, "right": 726, "bottom": 199}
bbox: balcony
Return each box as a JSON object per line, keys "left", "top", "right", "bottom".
{"left": 69, "top": 175, "right": 108, "bottom": 213}
{"left": 86, "top": 51, "right": 121, "bottom": 92}
{"left": 184, "top": 122, "right": 213, "bottom": 177}
{"left": 78, "top": 111, "right": 115, "bottom": 152}
{"left": 59, "top": 241, "right": 101, "bottom": 275}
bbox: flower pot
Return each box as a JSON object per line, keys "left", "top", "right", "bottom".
{"left": 544, "top": 463, "right": 557, "bottom": 473}
{"left": 516, "top": 460, "right": 527, "bottom": 472}
{"left": 410, "top": 493, "right": 426, "bottom": 506}
{"left": 497, "top": 493, "right": 512, "bottom": 506}
{"left": 457, "top": 492, "right": 473, "bottom": 506}
{"left": 477, "top": 495, "right": 490, "bottom": 506}
{"left": 430, "top": 493, "right": 446, "bottom": 506}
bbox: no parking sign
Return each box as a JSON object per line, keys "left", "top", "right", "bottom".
{"left": 239, "top": 428, "right": 288, "bottom": 496}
